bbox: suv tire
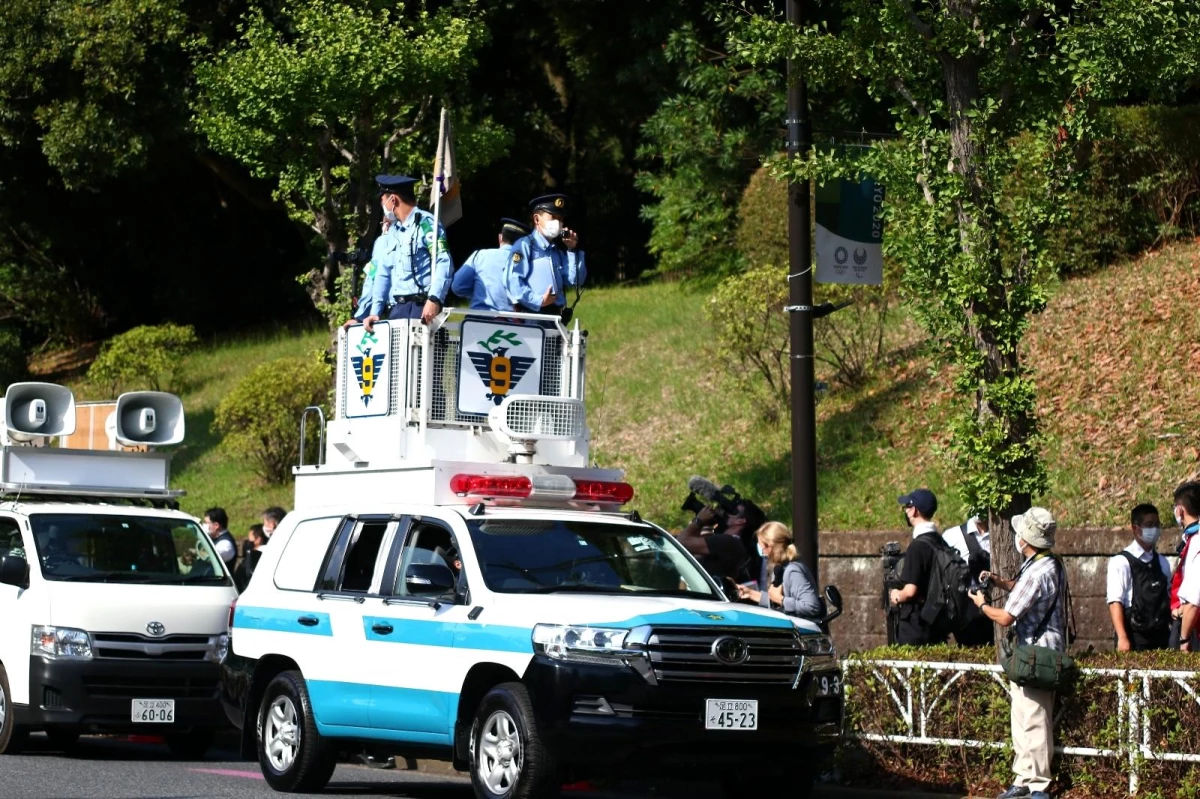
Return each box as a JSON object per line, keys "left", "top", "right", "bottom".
{"left": 257, "top": 670, "right": 336, "bottom": 792}
{"left": 468, "top": 682, "right": 559, "bottom": 799}
{"left": 0, "top": 663, "right": 16, "bottom": 755}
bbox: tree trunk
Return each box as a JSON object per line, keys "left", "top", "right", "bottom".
{"left": 940, "top": 33, "right": 1036, "bottom": 648}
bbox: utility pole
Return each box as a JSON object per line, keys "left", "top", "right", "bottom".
{"left": 786, "top": 0, "right": 818, "bottom": 580}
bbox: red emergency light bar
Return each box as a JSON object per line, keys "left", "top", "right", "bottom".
{"left": 450, "top": 473, "right": 634, "bottom": 505}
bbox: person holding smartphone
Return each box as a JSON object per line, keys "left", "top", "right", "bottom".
{"left": 504, "top": 194, "right": 587, "bottom": 316}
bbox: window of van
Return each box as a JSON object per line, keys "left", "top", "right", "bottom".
{"left": 30, "top": 513, "right": 231, "bottom": 586}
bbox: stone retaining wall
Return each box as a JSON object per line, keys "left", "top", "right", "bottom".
{"left": 819, "top": 529, "right": 1177, "bottom": 653}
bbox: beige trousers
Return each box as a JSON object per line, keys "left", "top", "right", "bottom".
{"left": 1010, "top": 681, "right": 1055, "bottom": 792}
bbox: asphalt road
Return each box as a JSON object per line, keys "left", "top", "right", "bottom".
{"left": 3, "top": 733, "right": 960, "bottom": 799}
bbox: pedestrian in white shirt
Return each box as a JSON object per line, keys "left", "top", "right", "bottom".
{"left": 1107, "top": 503, "right": 1171, "bottom": 651}
{"left": 1172, "top": 482, "right": 1200, "bottom": 651}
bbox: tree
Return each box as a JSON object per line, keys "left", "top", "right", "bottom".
{"left": 730, "top": 1, "right": 1199, "bottom": 600}
{"left": 192, "top": 0, "right": 510, "bottom": 313}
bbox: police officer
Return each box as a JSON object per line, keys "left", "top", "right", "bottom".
{"left": 355, "top": 174, "right": 453, "bottom": 329}
{"left": 505, "top": 194, "right": 587, "bottom": 314}
{"left": 452, "top": 218, "right": 529, "bottom": 311}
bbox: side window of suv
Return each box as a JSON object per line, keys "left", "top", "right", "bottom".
{"left": 319, "top": 519, "right": 391, "bottom": 594}
{"left": 274, "top": 516, "right": 345, "bottom": 591}
{"left": 391, "top": 520, "right": 464, "bottom": 599}
{"left": 0, "top": 516, "right": 23, "bottom": 560}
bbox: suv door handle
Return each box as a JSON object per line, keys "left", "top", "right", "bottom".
{"left": 297, "top": 616, "right": 320, "bottom": 627}
{"left": 371, "top": 622, "right": 394, "bottom": 635}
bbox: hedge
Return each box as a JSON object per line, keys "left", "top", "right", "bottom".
{"left": 838, "top": 646, "right": 1200, "bottom": 798}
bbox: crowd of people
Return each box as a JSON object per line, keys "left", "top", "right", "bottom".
{"left": 342, "top": 175, "right": 587, "bottom": 331}
{"left": 882, "top": 482, "right": 1200, "bottom": 799}
{"left": 188, "top": 505, "right": 285, "bottom": 592}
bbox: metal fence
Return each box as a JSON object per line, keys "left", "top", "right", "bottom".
{"left": 842, "top": 658, "right": 1200, "bottom": 795}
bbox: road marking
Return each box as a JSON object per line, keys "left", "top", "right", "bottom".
{"left": 188, "top": 767, "right": 265, "bottom": 780}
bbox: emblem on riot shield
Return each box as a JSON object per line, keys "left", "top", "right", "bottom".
{"left": 350, "top": 331, "right": 385, "bottom": 408}
{"left": 467, "top": 330, "right": 536, "bottom": 406}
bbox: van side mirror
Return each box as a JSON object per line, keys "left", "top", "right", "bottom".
{"left": 822, "top": 585, "right": 843, "bottom": 625}
{"left": 0, "top": 554, "right": 29, "bottom": 588}
{"left": 405, "top": 563, "right": 456, "bottom": 596}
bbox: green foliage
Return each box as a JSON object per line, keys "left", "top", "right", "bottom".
{"left": 0, "top": 225, "right": 105, "bottom": 344}
{"left": 727, "top": 0, "right": 1200, "bottom": 574}
{"left": 844, "top": 646, "right": 1200, "bottom": 797}
{"left": 212, "top": 355, "right": 331, "bottom": 485}
{"left": 0, "top": 325, "right": 29, "bottom": 392}
{"left": 192, "top": 0, "right": 510, "bottom": 306}
{"left": 635, "top": 9, "right": 785, "bottom": 278}
{"left": 0, "top": 0, "right": 187, "bottom": 185}
{"left": 707, "top": 265, "right": 790, "bottom": 417}
{"left": 87, "top": 323, "right": 198, "bottom": 394}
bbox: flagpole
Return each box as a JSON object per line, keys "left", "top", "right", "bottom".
{"left": 430, "top": 106, "right": 447, "bottom": 278}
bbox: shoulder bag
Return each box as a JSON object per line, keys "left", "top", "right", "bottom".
{"left": 999, "top": 555, "right": 1077, "bottom": 692}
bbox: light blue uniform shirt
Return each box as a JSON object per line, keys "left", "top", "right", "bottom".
{"left": 504, "top": 231, "right": 586, "bottom": 312}
{"left": 352, "top": 260, "right": 379, "bottom": 320}
{"left": 452, "top": 244, "right": 515, "bottom": 311}
{"left": 367, "top": 207, "right": 453, "bottom": 316}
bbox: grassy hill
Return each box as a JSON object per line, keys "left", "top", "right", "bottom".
{"left": 31, "top": 241, "right": 1200, "bottom": 535}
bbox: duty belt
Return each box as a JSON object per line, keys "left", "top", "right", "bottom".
{"left": 392, "top": 293, "right": 428, "bottom": 304}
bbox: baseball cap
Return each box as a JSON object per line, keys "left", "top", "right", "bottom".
{"left": 897, "top": 488, "right": 938, "bottom": 519}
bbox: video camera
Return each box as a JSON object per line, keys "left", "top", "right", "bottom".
{"left": 680, "top": 476, "right": 742, "bottom": 525}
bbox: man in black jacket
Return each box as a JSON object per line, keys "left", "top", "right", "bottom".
{"left": 888, "top": 489, "right": 950, "bottom": 646}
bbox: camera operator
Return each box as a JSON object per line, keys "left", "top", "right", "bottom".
{"left": 676, "top": 506, "right": 750, "bottom": 591}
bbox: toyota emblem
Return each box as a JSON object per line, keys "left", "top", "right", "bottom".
{"left": 146, "top": 621, "right": 166, "bottom": 637}
{"left": 711, "top": 636, "right": 749, "bottom": 665}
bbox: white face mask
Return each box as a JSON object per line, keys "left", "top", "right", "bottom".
{"left": 1175, "top": 506, "right": 1185, "bottom": 526}
{"left": 1015, "top": 535, "right": 1026, "bottom": 556}
{"left": 383, "top": 204, "right": 398, "bottom": 223}
{"left": 1140, "top": 526, "right": 1161, "bottom": 546}
{"left": 540, "top": 218, "right": 562, "bottom": 239}
{"left": 756, "top": 541, "right": 766, "bottom": 557}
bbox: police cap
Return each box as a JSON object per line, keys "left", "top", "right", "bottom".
{"left": 499, "top": 217, "right": 530, "bottom": 238}
{"left": 529, "top": 194, "right": 570, "bottom": 216}
{"left": 376, "top": 174, "right": 418, "bottom": 199}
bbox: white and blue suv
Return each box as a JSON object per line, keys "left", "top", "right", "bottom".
{"left": 221, "top": 502, "right": 843, "bottom": 799}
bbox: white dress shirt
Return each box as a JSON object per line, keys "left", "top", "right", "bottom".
{"left": 1178, "top": 532, "right": 1200, "bottom": 607}
{"left": 943, "top": 517, "right": 990, "bottom": 563}
{"left": 1107, "top": 539, "right": 1171, "bottom": 606}
{"left": 911, "top": 521, "right": 937, "bottom": 540}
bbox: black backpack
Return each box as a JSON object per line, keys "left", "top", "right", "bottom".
{"left": 918, "top": 534, "right": 973, "bottom": 633}
{"left": 1121, "top": 551, "right": 1170, "bottom": 634}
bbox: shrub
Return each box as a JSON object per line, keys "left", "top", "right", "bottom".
{"left": 707, "top": 265, "right": 790, "bottom": 417}
{"left": 87, "top": 324, "right": 199, "bottom": 394}
{"left": 213, "top": 356, "right": 331, "bottom": 484}
{"left": 0, "top": 325, "right": 29, "bottom": 392}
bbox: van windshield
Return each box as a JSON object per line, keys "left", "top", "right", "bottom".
{"left": 466, "top": 519, "right": 718, "bottom": 599}
{"left": 30, "top": 513, "right": 232, "bottom": 586}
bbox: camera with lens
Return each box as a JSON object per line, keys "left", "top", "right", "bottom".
{"left": 680, "top": 476, "right": 742, "bottom": 529}
{"left": 880, "top": 541, "right": 903, "bottom": 610}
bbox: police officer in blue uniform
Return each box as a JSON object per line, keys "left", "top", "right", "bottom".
{"left": 452, "top": 218, "right": 529, "bottom": 311}
{"left": 504, "top": 194, "right": 586, "bottom": 314}
{"left": 353, "top": 174, "right": 453, "bottom": 329}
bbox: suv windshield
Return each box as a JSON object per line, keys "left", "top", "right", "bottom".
{"left": 31, "top": 513, "right": 232, "bottom": 585}
{"left": 467, "top": 518, "right": 718, "bottom": 599}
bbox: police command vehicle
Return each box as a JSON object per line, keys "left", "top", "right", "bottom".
{"left": 222, "top": 310, "right": 843, "bottom": 799}
{"left": 0, "top": 384, "right": 237, "bottom": 758}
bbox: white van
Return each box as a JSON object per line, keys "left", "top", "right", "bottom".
{"left": 0, "top": 385, "right": 239, "bottom": 758}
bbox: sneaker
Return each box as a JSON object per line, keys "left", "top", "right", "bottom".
{"left": 997, "top": 788, "right": 1031, "bottom": 799}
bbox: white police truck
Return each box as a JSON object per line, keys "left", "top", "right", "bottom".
{"left": 0, "top": 385, "right": 237, "bottom": 758}
{"left": 222, "top": 310, "right": 843, "bottom": 799}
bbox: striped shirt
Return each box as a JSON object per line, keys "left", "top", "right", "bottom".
{"left": 1005, "top": 552, "right": 1066, "bottom": 652}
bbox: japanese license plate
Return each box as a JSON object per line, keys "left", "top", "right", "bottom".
{"left": 815, "top": 673, "right": 843, "bottom": 697}
{"left": 131, "top": 699, "right": 175, "bottom": 723}
{"left": 705, "top": 699, "right": 758, "bottom": 731}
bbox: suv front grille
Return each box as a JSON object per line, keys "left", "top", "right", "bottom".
{"left": 645, "top": 626, "right": 802, "bottom": 685}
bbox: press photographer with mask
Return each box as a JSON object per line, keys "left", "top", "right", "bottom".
{"left": 674, "top": 477, "right": 765, "bottom": 591}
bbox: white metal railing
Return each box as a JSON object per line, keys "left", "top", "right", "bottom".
{"left": 842, "top": 658, "right": 1200, "bottom": 795}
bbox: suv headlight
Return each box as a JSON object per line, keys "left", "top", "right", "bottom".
{"left": 532, "top": 624, "right": 631, "bottom": 666}
{"left": 798, "top": 634, "right": 836, "bottom": 657}
{"left": 32, "top": 625, "right": 93, "bottom": 660}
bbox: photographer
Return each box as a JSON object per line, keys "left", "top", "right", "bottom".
{"left": 676, "top": 477, "right": 765, "bottom": 590}
{"left": 970, "top": 508, "right": 1068, "bottom": 799}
